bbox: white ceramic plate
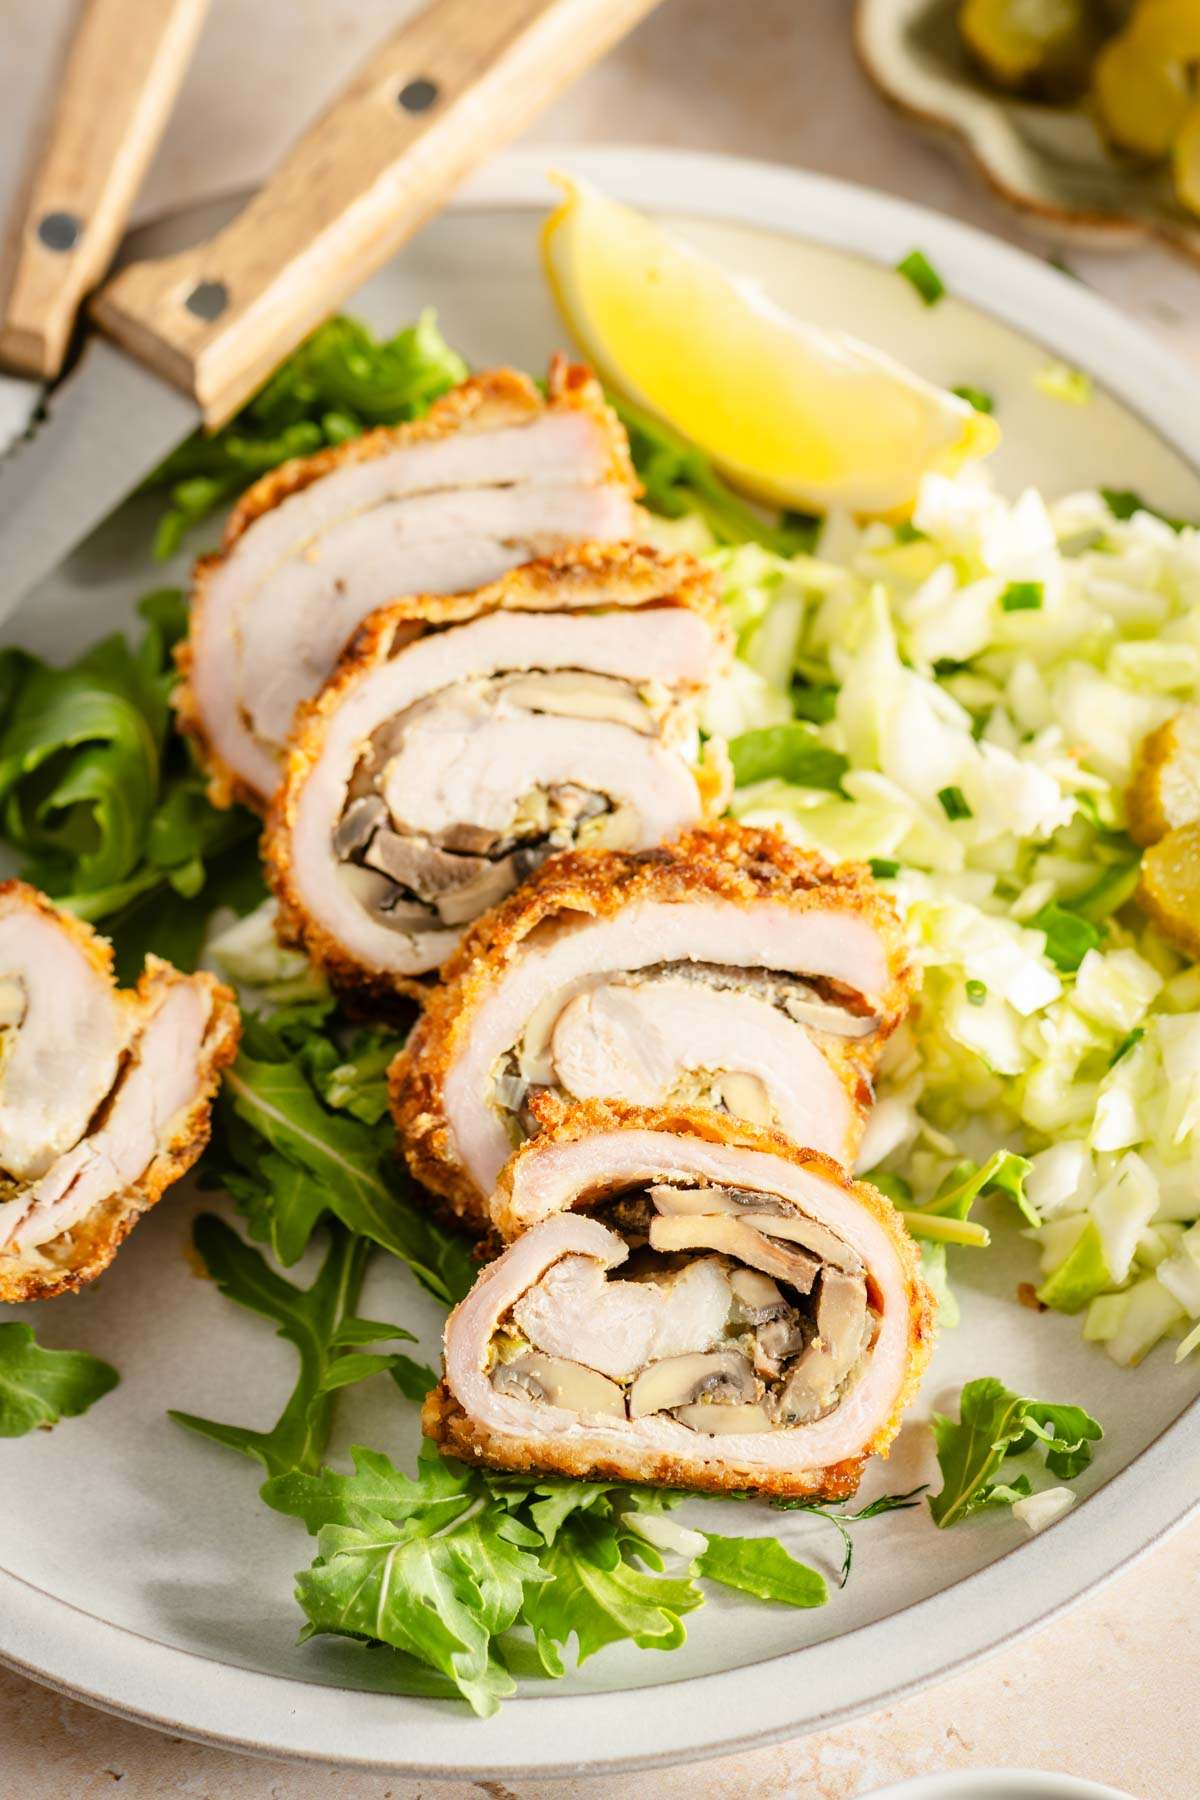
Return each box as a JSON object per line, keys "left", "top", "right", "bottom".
{"left": 1, "top": 147, "right": 1198, "bottom": 1780}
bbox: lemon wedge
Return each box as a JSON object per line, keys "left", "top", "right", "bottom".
{"left": 541, "top": 176, "right": 1000, "bottom": 519}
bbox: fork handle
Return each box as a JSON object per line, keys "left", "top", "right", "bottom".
{"left": 0, "top": 0, "right": 208, "bottom": 381}
{"left": 92, "top": 0, "right": 660, "bottom": 429}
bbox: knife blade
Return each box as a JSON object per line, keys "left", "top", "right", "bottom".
{"left": 0, "top": 340, "right": 195, "bottom": 618}
{"left": 0, "top": 0, "right": 662, "bottom": 629}
{"left": 0, "top": 0, "right": 209, "bottom": 556}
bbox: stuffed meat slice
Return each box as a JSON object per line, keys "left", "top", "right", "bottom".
{"left": 392, "top": 824, "right": 912, "bottom": 1230}
{"left": 424, "top": 1104, "right": 934, "bottom": 1499}
{"left": 265, "top": 546, "right": 731, "bottom": 996}
{"left": 0, "top": 883, "right": 240, "bottom": 1301}
{"left": 179, "top": 360, "right": 641, "bottom": 810}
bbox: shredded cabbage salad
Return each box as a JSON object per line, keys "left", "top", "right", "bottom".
{"left": 660, "top": 474, "right": 1200, "bottom": 1368}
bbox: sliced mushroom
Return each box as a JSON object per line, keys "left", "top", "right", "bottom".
{"left": 649, "top": 1211, "right": 821, "bottom": 1292}
{"left": 753, "top": 1311, "right": 807, "bottom": 1377}
{"left": 728, "top": 1267, "right": 786, "bottom": 1322}
{"left": 335, "top": 862, "right": 438, "bottom": 928}
{"left": 775, "top": 1269, "right": 870, "bottom": 1426}
{"left": 433, "top": 855, "right": 523, "bottom": 927}
{"left": 628, "top": 1348, "right": 758, "bottom": 1419}
{"left": 673, "top": 1401, "right": 774, "bottom": 1435}
{"left": 364, "top": 830, "right": 490, "bottom": 900}
{"left": 716, "top": 1070, "right": 774, "bottom": 1125}
{"left": 740, "top": 1211, "right": 863, "bottom": 1274}
{"left": 781, "top": 991, "right": 880, "bottom": 1039}
{"left": 437, "top": 821, "right": 507, "bottom": 855}
{"left": 332, "top": 796, "right": 387, "bottom": 858}
{"left": 501, "top": 671, "right": 654, "bottom": 734}
{"left": 648, "top": 1182, "right": 785, "bottom": 1220}
{"left": 491, "top": 1350, "right": 626, "bottom": 1418}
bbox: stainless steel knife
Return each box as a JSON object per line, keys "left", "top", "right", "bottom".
{"left": 0, "top": 0, "right": 663, "bottom": 628}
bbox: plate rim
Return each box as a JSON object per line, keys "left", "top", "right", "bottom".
{"left": 2, "top": 141, "right": 1199, "bottom": 1778}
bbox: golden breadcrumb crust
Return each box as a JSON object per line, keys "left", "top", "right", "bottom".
{"left": 263, "top": 543, "right": 731, "bottom": 1007}
{"left": 423, "top": 1099, "right": 935, "bottom": 1500}
{"left": 390, "top": 822, "right": 916, "bottom": 1230}
{"left": 176, "top": 359, "right": 640, "bottom": 812}
{"left": 0, "top": 887, "right": 240, "bottom": 1302}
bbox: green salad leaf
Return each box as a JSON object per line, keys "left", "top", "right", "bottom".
{"left": 168, "top": 1214, "right": 419, "bottom": 1477}
{"left": 205, "top": 1010, "right": 474, "bottom": 1303}
{"left": 265, "top": 1443, "right": 827, "bottom": 1716}
{"left": 145, "top": 312, "right": 468, "bottom": 557}
{"left": 0, "top": 1323, "right": 119, "bottom": 1436}
{"left": 0, "top": 589, "right": 260, "bottom": 980}
{"left": 694, "top": 1533, "right": 827, "bottom": 1607}
{"left": 929, "top": 1377, "right": 1103, "bottom": 1528}
{"left": 728, "top": 722, "right": 848, "bottom": 792}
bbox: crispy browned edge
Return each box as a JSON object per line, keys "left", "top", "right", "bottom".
{"left": 0, "top": 882, "right": 241, "bottom": 1302}
{"left": 262, "top": 543, "right": 733, "bottom": 1007}
{"left": 390, "top": 820, "right": 916, "bottom": 1233}
{"left": 422, "top": 1098, "right": 936, "bottom": 1500}
{"left": 175, "top": 358, "right": 641, "bottom": 814}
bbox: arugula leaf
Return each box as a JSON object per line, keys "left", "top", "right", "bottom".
{"left": 0, "top": 1323, "right": 118, "bottom": 1436}
{"left": 525, "top": 1510, "right": 702, "bottom": 1669}
{"left": 728, "top": 723, "right": 848, "bottom": 792}
{"left": 146, "top": 312, "right": 468, "bottom": 556}
{"left": 168, "top": 1215, "right": 407, "bottom": 1477}
{"left": 206, "top": 1011, "right": 474, "bottom": 1303}
{"left": 900, "top": 1149, "right": 1038, "bottom": 1250}
{"left": 610, "top": 391, "right": 818, "bottom": 555}
{"left": 0, "top": 590, "right": 260, "bottom": 976}
{"left": 694, "top": 1533, "right": 827, "bottom": 1608}
{"left": 769, "top": 1486, "right": 928, "bottom": 1586}
{"left": 929, "top": 1377, "right": 1102, "bottom": 1528}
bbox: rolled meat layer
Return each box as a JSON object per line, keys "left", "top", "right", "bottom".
{"left": 264, "top": 545, "right": 731, "bottom": 997}
{"left": 0, "top": 882, "right": 240, "bottom": 1300}
{"left": 424, "top": 1102, "right": 934, "bottom": 1499}
{"left": 178, "top": 359, "right": 641, "bottom": 810}
{"left": 391, "top": 823, "right": 913, "bottom": 1230}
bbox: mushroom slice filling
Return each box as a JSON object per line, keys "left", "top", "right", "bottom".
{"left": 392, "top": 822, "right": 914, "bottom": 1232}
{"left": 0, "top": 882, "right": 240, "bottom": 1302}
{"left": 266, "top": 547, "right": 730, "bottom": 990}
{"left": 180, "top": 361, "right": 643, "bottom": 810}
{"left": 427, "top": 1112, "right": 934, "bottom": 1497}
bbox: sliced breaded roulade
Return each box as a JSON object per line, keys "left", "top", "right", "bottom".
{"left": 178, "top": 359, "right": 642, "bottom": 810}
{"left": 423, "top": 1103, "right": 934, "bottom": 1499}
{"left": 264, "top": 546, "right": 731, "bottom": 999}
{"left": 391, "top": 824, "right": 913, "bottom": 1231}
{"left": 0, "top": 883, "right": 240, "bottom": 1301}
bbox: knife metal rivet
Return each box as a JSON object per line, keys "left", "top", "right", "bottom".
{"left": 38, "top": 211, "right": 82, "bottom": 252}
{"left": 397, "top": 77, "right": 438, "bottom": 113}
{"left": 184, "top": 280, "right": 230, "bottom": 322}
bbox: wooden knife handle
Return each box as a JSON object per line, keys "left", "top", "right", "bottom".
{"left": 0, "top": 0, "right": 208, "bottom": 381}
{"left": 93, "top": 0, "right": 660, "bottom": 429}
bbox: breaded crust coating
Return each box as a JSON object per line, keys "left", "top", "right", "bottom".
{"left": 263, "top": 543, "right": 731, "bottom": 1008}
{"left": 423, "top": 1099, "right": 935, "bottom": 1501}
{"left": 176, "top": 359, "right": 639, "bottom": 812}
{"left": 391, "top": 823, "right": 915, "bottom": 1230}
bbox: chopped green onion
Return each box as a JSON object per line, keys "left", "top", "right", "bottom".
{"left": 938, "top": 785, "right": 972, "bottom": 822}
{"left": 790, "top": 682, "right": 838, "bottom": 724}
{"left": 1100, "top": 489, "right": 1192, "bottom": 534}
{"left": 965, "top": 979, "right": 988, "bottom": 1007}
{"left": 1109, "top": 1027, "right": 1145, "bottom": 1068}
{"left": 869, "top": 858, "right": 901, "bottom": 880}
{"left": 952, "top": 385, "right": 994, "bottom": 414}
{"left": 896, "top": 249, "right": 945, "bottom": 306}
{"left": 1032, "top": 903, "right": 1102, "bottom": 974}
{"left": 1001, "top": 580, "right": 1043, "bottom": 613}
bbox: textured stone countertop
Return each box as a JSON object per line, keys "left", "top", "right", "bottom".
{"left": 1, "top": 2, "right": 1197, "bottom": 1795}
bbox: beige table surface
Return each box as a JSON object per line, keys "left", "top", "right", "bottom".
{"left": 2, "top": 2, "right": 1198, "bottom": 1795}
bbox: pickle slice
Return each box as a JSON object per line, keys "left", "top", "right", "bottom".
{"left": 960, "top": 0, "right": 1100, "bottom": 96}
{"left": 1138, "top": 821, "right": 1200, "bottom": 959}
{"left": 1175, "top": 97, "right": 1200, "bottom": 217}
{"left": 1128, "top": 705, "right": 1200, "bottom": 846}
{"left": 1092, "top": 33, "right": 1192, "bottom": 157}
